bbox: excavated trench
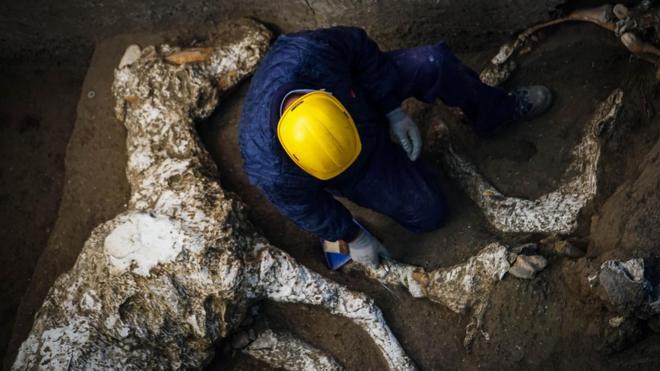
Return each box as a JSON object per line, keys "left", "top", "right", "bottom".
{"left": 3, "top": 1, "right": 660, "bottom": 370}
{"left": 199, "top": 23, "right": 660, "bottom": 369}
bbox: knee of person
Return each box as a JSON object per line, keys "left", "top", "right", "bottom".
{"left": 413, "top": 195, "right": 449, "bottom": 233}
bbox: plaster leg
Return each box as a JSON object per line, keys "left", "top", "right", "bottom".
{"left": 436, "top": 89, "right": 623, "bottom": 234}
{"left": 243, "top": 329, "right": 344, "bottom": 371}
{"left": 250, "top": 247, "right": 416, "bottom": 371}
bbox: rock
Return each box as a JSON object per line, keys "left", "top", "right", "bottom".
{"left": 118, "top": 44, "right": 141, "bottom": 68}
{"left": 613, "top": 4, "right": 629, "bottom": 20}
{"left": 599, "top": 258, "right": 651, "bottom": 313}
{"left": 608, "top": 316, "right": 625, "bottom": 328}
{"left": 509, "top": 255, "right": 548, "bottom": 280}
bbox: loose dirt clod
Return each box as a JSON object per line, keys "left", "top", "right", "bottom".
{"left": 509, "top": 255, "right": 548, "bottom": 280}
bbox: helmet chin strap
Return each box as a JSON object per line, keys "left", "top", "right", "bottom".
{"left": 282, "top": 94, "right": 305, "bottom": 112}
{"left": 279, "top": 88, "right": 317, "bottom": 116}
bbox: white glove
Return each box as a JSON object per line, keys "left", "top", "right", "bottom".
{"left": 387, "top": 107, "right": 422, "bottom": 161}
{"left": 348, "top": 228, "right": 389, "bottom": 268}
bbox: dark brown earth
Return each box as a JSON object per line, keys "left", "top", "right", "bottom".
{"left": 0, "top": 57, "right": 89, "bottom": 365}
{"left": 4, "top": 3, "right": 660, "bottom": 371}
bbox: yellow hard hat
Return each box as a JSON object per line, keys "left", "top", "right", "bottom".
{"left": 277, "top": 91, "right": 361, "bottom": 180}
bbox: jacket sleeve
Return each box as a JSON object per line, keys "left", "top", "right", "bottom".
{"left": 313, "top": 26, "right": 402, "bottom": 114}
{"left": 257, "top": 179, "right": 360, "bottom": 242}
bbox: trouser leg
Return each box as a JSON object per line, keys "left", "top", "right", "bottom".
{"left": 386, "top": 42, "right": 516, "bottom": 135}
{"left": 337, "top": 140, "right": 448, "bottom": 233}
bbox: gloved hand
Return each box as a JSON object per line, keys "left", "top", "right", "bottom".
{"left": 348, "top": 227, "right": 390, "bottom": 268}
{"left": 386, "top": 107, "right": 422, "bottom": 161}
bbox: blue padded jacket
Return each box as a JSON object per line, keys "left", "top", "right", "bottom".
{"left": 239, "top": 26, "right": 403, "bottom": 242}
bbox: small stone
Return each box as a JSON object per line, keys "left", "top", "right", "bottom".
{"left": 609, "top": 316, "right": 625, "bottom": 328}
{"left": 509, "top": 263, "right": 533, "bottom": 280}
{"left": 613, "top": 4, "right": 629, "bottom": 20}
{"left": 118, "top": 44, "right": 142, "bottom": 68}
{"left": 599, "top": 258, "right": 650, "bottom": 312}
{"left": 509, "top": 255, "right": 548, "bottom": 280}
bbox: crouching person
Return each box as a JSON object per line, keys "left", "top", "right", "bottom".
{"left": 239, "top": 27, "right": 551, "bottom": 268}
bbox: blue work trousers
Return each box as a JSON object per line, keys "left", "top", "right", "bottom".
{"left": 333, "top": 42, "right": 516, "bottom": 233}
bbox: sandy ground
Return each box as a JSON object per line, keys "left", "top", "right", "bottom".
{"left": 4, "top": 20, "right": 660, "bottom": 370}
{"left": 0, "top": 59, "right": 90, "bottom": 363}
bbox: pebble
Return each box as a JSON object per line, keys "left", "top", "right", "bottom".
{"left": 118, "top": 44, "right": 142, "bottom": 68}
{"left": 509, "top": 255, "right": 548, "bottom": 280}
{"left": 609, "top": 316, "right": 625, "bottom": 328}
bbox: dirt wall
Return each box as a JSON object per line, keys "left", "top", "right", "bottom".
{"left": 1, "top": 0, "right": 565, "bottom": 61}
